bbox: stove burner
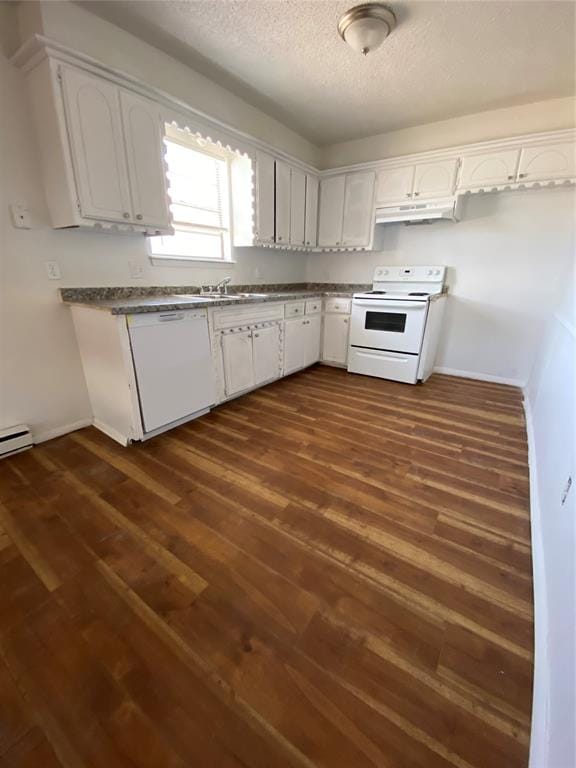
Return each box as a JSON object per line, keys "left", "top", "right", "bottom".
{"left": 409, "top": 292, "right": 429, "bottom": 296}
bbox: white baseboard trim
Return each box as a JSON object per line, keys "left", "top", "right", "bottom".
{"left": 433, "top": 366, "right": 524, "bottom": 387}
{"left": 33, "top": 418, "right": 92, "bottom": 444}
{"left": 524, "top": 393, "right": 550, "bottom": 768}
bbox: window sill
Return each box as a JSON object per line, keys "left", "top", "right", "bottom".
{"left": 150, "top": 256, "right": 237, "bottom": 267}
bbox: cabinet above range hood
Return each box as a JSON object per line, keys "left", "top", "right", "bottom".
{"left": 375, "top": 196, "right": 462, "bottom": 225}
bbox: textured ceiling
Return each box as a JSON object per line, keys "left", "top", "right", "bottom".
{"left": 78, "top": 0, "right": 576, "bottom": 145}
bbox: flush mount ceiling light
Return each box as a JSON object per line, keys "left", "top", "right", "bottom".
{"left": 338, "top": 3, "right": 396, "bottom": 56}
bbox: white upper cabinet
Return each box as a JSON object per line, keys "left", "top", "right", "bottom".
{"left": 412, "top": 159, "right": 458, "bottom": 199}
{"left": 376, "top": 159, "right": 456, "bottom": 205}
{"left": 318, "top": 175, "right": 346, "bottom": 247}
{"left": 290, "top": 168, "right": 306, "bottom": 247}
{"left": 304, "top": 175, "right": 319, "bottom": 247}
{"left": 517, "top": 141, "right": 576, "bottom": 182}
{"left": 275, "top": 160, "right": 291, "bottom": 245}
{"left": 376, "top": 166, "right": 414, "bottom": 205}
{"left": 61, "top": 66, "right": 132, "bottom": 223}
{"left": 342, "top": 172, "right": 375, "bottom": 246}
{"left": 120, "top": 91, "right": 171, "bottom": 230}
{"left": 254, "top": 151, "right": 275, "bottom": 243}
{"left": 458, "top": 149, "right": 521, "bottom": 189}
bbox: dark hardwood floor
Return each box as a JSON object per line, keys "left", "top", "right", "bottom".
{"left": 0, "top": 366, "right": 533, "bottom": 768}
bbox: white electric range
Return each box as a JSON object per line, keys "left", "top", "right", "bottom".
{"left": 348, "top": 265, "right": 447, "bottom": 384}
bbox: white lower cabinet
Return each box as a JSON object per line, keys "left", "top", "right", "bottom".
{"left": 284, "top": 316, "right": 321, "bottom": 375}
{"left": 322, "top": 314, "right": 350, "bottom": 365}
{"left": 253, "top": 325, "right": 282, "bottom": 385}
{"left": 222, "top": 330, "right": 255, "bottom": 397}
{"left": 304, "top": 316, "right": 322, "bottom": 367}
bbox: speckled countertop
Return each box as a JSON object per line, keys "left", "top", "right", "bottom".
{"left": 60, "top": 283, "right": 369, "bottom": 315}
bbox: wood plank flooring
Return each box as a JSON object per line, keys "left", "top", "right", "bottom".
{"left": 0, "top": 367, "right": 533, "bottom": 768}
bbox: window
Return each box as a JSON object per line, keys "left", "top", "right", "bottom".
{"left": 150, "top": 135, "right": 232, "bottom": 262}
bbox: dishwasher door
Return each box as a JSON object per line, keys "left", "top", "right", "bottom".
{"left": 128, "top": 310, "right": 216, "bottom": 434}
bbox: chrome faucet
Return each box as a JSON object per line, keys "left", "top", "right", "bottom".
{"left": 215, "top": 276, "right": 232, "bottom": 295}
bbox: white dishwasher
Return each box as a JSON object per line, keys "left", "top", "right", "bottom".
{"left": 127, "top": 310, "right": 216, "bottom": 434}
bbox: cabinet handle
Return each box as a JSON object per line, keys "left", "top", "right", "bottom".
{"left": 413, "top": 192, "right": 419, "bottom": 197}
{"left": 507, "top": 175, "right": 514, "bottom": 180}
{"left": 518, "top": 173, "right": 527, "bottom": 179}
{"left": 136, "top": 214, "right": 143, "bottom": 221}
{"left": 344, "top": 318, "right": 348, "bottom": 324}
{"left": 123, "top": 212, "right": 130, "bottom": 219}
{"left": 406, "top": 193, "right": 412, "bottom": 198}
{"left": 254, "top": 333, "right": 259, "bottom": 338}
{"left": 278, "top": 236, "right": 283, "bottom": 241}
{"left": 306, "top": 241, "right": 310, "bottom": 245}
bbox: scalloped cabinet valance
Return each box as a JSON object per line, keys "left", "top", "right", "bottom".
{"left": 12, "top": 35, "right": 576, "bottom": 248}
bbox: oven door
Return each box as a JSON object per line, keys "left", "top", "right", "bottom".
{"left": 349, "top": 299, "right": 428, "bottom": 354}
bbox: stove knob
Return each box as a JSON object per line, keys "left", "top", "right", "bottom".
{"left": 427, "top": 269, "right": 434, "bottom": 276}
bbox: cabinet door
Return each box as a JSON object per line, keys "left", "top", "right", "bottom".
{"left": 318, "top": 175, "right": 345, "bottom": 247}
{"left": 342, "top": 172, "right": 375, "bottom": 247}
{"left": 375, "top": 166, "right": 414, "bottom": 205}
{"left": 255, "top": 151, "right": 275, "bottom": 243}
{"left": 303, "top": 316, "right": 322, "bottom": 367}
{"left": 120, "top": 90, "right": 171, "bottom": 229}
{"left": 222, "top": 331, "right": 254, "bottom": 397}
{"left": 304, "top": 174, "right": 319, "bottom": 247}
{"left": 61, "top": 66, "right": 132, "bottom": 222}
{"left": 275, "top": 160, "right": 291, "bottom": 245}
{"left": 289, "top": 168, "right": 306, "bottom": 246}
{"left": 458, "top": 149, "right": 520, "bottom": 189}
{"left": 284, "top": 318, "right": 305, "bottom": 375}
{"left": 517, "top": 141, "right": 576, "bottom": 182}
{"left": 253, "top": 325, "right": 281, "bottom": 386}
{"left": 413, "top": 159, "right": 458, "bottom": 199}
{"left": 322, "top": 315, "right": 350, "bottom": 364}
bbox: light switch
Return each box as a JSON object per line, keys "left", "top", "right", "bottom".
{"left": 10, "top": 204, "right": 32, "bottom": 229}
{"left": 45, "top": 261, "right": 61, "bottom": 280}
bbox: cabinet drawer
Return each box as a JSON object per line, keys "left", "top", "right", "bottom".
{"left": 285, "top": 301, "right": 305, "bottom": 318}
{"left": 212, "top": 303, "right": 284, "bottom": 330}
{"left": 324, "top": 298, "right": 351, "bottom": 314}
{"left": 305, "top": 299, "right": 322, "bottom": 315}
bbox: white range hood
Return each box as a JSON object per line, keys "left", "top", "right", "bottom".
{"left": 375, "top": 196, "right": 462, "bottom": 224}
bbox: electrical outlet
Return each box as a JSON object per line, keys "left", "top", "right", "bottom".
{"left": 561, "top": 476, "right": 572, "bottom": 506}
{"left": 129, "top": 260, "right": 144, "bottom": 279}
{"left": 45, "top": 261, "right": 61, "bottom": 280}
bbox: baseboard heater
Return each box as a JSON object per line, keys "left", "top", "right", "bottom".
{"left": 0, "top": 425, "right": 33, "bottom": 459}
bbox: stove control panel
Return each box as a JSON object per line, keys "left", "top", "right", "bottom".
{"left": 373, "top": 265, "right": 446, "bottom": 282}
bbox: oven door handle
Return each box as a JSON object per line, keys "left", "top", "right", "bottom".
{"left": 353, "top": 300, "right": 427, "bottom": 310}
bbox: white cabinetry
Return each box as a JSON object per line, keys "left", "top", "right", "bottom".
{"left": 275, "top": 160, "right": 291, "bottom": 245}
{"left": 61, "top": 66, "right": 132, "bottom": 224}
{"left": 412, "top": 159, "right": 458, "bottom": 199}
{"left": 517, "top": 141, "right": 576, "bottom": 182}
{"left": 284, "top": 316, "right": 321, "bottom": 374}
{"left": 318, "top": 175, "right": 346, "bottom": 247}
{"left": 318, "top": 172, "right": 375, "bottom": 249}
{"left": 253, "top": 325, "right": 282, "bottom": 386}
{"left": 322, "top": 298, "right": 351, "bottom": 366}
{"left": 304, "top": 175, "right": 319, "bottom": 247}
{"left": 304, "top": 316, "right": 322, "bottom": 367}
{"left": 47, "top": 65, "right": 172, "bottom": 232}
{"left": 376, "top": 159, "right": 457, "bottom": 205}
{"left": 290, "top": 168, "right": 306, "bottom": 247}
{"left": 120, "top": 90, "right": 171, "bottom": 229}
{"left": 458, "top": 149, "right": 520, "bottom": 189}
{"left": 375, "top": 166, "right": 414, "bottom": 205}
{"left": 222, "top": 330, "right": 255, "bottom": 397}
{"left": 254, "top": 151, "right": 276, "bottom": 243}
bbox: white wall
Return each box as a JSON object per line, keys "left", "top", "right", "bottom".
{"left": 525, "top": 280, "right": 575, "bottom": 768}
{"left": 319, "top": 97, "right": 576, "bottom": 168}
{"left": 307, "top": 188, "right": 575, "bottom": 385}
{"left": 0, "top": 39, "right": 307, "bottom": 442}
